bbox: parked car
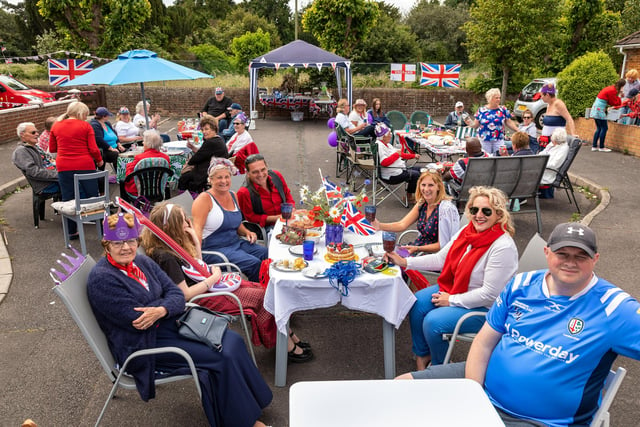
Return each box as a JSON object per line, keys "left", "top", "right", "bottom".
{"left": 0, "top": 74, "right": 55, "bottom": 109}
{"left": 513, "top": 77, "right": 556, "bottom": 129}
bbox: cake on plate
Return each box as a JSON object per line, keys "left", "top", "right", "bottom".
{"left": 325, "top": 242, "right": 356, "bottom": 262}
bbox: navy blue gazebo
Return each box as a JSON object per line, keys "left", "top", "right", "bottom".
{"left": 248, "top": 40, "right": 352, "bottom": 117}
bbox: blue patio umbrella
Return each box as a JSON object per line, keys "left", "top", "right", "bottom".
{"left": 61, "top": 49, "right": 213, "bottom": 128}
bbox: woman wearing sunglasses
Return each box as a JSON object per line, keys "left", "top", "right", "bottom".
{"left": 517, "top": 109, "right": 539, "bottom": 153}
{"left": 386, "top": 186, "right": 517, "bottom": 369}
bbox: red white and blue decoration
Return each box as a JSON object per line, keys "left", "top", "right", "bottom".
{"left": 48, "top": 59, "right": 93, "bottom": 86}
{"left": 419, "top": 63, "right": 461, "bottom": 88}
{"left": 341, "top": 201, "right": 375, "bottom": 236}
{"left": 322, "top": 175, "right": 343, "bottom": 201}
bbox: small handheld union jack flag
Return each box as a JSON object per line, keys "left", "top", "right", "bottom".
{"left": 321, "top": 174, "right": 343, "bottom": 201}
{"left": 341, "top": 201, "right": 375, "bottom": 236}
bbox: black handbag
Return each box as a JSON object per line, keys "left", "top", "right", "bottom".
{"left": 176, "top": 306, "right": 232, "bottom": 352}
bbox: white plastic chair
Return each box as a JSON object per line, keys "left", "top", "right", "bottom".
{"left": 590, "top": 367, "right": 627, "bottom": 427}
{"left": 50, "top": 252, "right": 202, "bottom": 426}
{"left": 443, "top": 233, "right": 549, "bottom": 364}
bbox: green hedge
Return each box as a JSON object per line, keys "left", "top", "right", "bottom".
{"left": 557, "top": 51, "right": 619, "bottom": 118}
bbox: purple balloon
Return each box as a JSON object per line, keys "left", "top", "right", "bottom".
{"left": 327, "top": 117, "right": 336, "bottom": 129}
{"left": 327, "top": 131, "right": 338, "bottom": 147}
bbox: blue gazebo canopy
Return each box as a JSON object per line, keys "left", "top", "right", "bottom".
{"left": 248, "top": 40, "right": 352, "bottom": 115}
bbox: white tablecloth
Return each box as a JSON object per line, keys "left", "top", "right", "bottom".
{"left": 264, "top": 222, "right": 416, "bottom": 334}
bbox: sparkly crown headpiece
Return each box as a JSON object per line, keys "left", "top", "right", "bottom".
{"left": 102, "top": 212, "right": 141, "bottom": 241}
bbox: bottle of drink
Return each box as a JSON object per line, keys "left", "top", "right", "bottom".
{"left": 405, "top": 122, "right": 411, "bottom": 133}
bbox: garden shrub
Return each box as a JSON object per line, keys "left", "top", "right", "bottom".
{"left": 557, "top": 51, "right": 619, "bottom": 118}
{"left": 188, "top": 44, "right": 234, "bottom": 75}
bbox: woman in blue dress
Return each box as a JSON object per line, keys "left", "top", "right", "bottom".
{"left": 192, "top": 158, "right": 268, "bottom": 282}
{"left": 87, "top": 212, "right": 272, "bottom": 427}
{"left": 465, "top": 88, "right": 518, "bottom": 155}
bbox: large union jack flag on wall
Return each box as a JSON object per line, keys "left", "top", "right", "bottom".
{"left": 48, "top": 59, "right": 93, "bottom": 86}
{"left": 419, "top": 63, "right": 461, "bottom": 88}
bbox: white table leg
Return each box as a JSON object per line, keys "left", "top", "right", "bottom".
{"left": 382, "top": 319, "right": 396, "bottom": 379}
{"left": 274, "top": 322, "right": 289, "bottom": 387}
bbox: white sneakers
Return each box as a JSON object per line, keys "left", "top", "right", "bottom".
{"left": 592, "top": 147, "right": 612, "bottom": 152}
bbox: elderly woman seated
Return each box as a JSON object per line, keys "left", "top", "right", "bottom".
{"left": 386, "top": 186, "right": 518, "bottom": 368}
{"left": 375, "top": 123, "right": 421, "bottom": 204}
{"left": 123, "top": 130, "right": 170, "bottom": 197}
{"left": 178, "top": 116, "right": 228, "bottom": 193}
{"left": 538, "top": 128, "right": 570, "bottom": 199}
{"left": 87, "top": 212, "right": 272, "bottom": 427}
{"left": 192, "top": 158, "right": 268, "bottom": 282}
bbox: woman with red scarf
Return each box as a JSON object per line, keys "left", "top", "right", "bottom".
{"left": 387, "top": 186, "right": 518, "bottom": 369}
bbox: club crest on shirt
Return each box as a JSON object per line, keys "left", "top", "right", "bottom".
{"left": 567, "top": 318, "right": 584, "bottom": 335}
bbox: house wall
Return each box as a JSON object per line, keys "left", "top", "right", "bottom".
{"left": 622, "top": 47, "right": 640, "bottom": 76}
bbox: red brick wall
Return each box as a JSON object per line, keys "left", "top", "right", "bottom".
{"left": 622, "top": 48, "right": 640, "bottom": 76}
{"left": 575, "top": 117, "right": 640, "bottom": 156}
{"left": 0, "top": 100, "right": 73, "bottom": 144}
{"left": 32, "top": 85, "right": 485, "bottom": 120}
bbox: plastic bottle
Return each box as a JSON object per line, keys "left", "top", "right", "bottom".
{"left": 405, "top": 122, "right": 411, "bottom": 133}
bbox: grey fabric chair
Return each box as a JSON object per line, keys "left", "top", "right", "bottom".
{"left": 50, "top": 253, "right": 202, "bottom": 427}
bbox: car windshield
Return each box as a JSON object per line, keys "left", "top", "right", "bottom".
{"left": 0, "top": 75, "right": 30, "bottom": 90}
{"left": 522, "top": 82, "right": 544, "bottom": 97}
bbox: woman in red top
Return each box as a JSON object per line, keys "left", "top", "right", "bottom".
{"left": 49, "top": 101, "right": 104, "bottom": 237}
{"left": 236, "top": 154, "right": 294, "bottom": 232}
{"left": 123, "top": 130, "right": 170, "bottom": 196}
{"left": 589, "top": 79, "right": 625, "bottom": 152}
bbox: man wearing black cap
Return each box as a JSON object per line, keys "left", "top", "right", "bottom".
{"left": 201, "top": 86, "right": 233, "bottom": 131}
{"left": 397, "top": 222, "right": 640, "bottom": 426}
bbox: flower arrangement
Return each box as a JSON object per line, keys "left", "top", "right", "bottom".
{"left": 298, "top": 175, "right": 370, "bottom": 225}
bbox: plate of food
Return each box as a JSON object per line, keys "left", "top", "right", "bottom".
{"left": 289, "top": 245, "right": 318, "bottom": 256}
{"left": 272, "top": 258, "right": 308, "bottom": 272}
{"left": 324, "top": 242, "right": 359, "bottom": 263}
{"left": 302, "top": 266, "right": 328, "bottom": 279}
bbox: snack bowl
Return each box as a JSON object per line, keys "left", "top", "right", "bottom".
{"left": 305, "top": 229, "right": 323, "bottom": 244}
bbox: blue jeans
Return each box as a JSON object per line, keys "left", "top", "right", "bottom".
{"left": 41, "top": 182, "right": 60, "bottom": 194}
{"left": 409, "top": 284, "right": 488, "bottom": 365}
{"left": 218, "top": 119, "right": 229, "bottom": 133}
{"left": 58, "top": 170, "right": 99, "bottom": 235}
{"left": 592, "top": 119, "right": 608, "bottom": 148}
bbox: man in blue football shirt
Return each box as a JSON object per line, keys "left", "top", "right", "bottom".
{"left": 397, "top": 222, "right": 640, "bottom": 427}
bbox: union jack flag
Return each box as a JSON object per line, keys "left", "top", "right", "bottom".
{"left": 322, "top": 176, "right": 343, "bottom": 201}
{"left": 419, "top": 63, "right": 461, "bottom": 88}
{"left": 340, "top": 201, "right": 375, "bottom": 236}
{"left": 48, "top": 59, "right": 93, "bottom": 86}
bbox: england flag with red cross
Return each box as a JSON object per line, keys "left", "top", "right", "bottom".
{"left": 419, "top": 63, "right": 461, "bottom": 88}
{"left": 390, "top": 63, "right": 416, "bottom": 82}
{"left": 48, "top": 59, "right": 93, "bottom": 86}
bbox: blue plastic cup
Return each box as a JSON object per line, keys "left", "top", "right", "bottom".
{"left": 303, "top": 240, "right": 315, "bottom": 261}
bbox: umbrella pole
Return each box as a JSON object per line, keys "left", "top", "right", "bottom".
{"left": 140, "top": 82, "right": 150, "bottom": 130}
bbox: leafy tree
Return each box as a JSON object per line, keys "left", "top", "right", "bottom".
{"left": 621, "top": 0, "right": 640, "bottom": 36}
{"left": 242, "top": 0, "right": 293, "bottom": 43}
{"left": 189, "top": 43, "right": 234, "bottom": 74}
{"left": 406, "top": 0, "right": 469, "bottom": 62}
{"left": 351, "top": 3, "right": 419, "bottom": 63}
{"left": 557, "top": 51, "right": 619, "bottom": 117}
{"left": 1, "top": 0, "right": 52, "bottom": 54}
{"left": 463, "top": 0, "right": 561, "bottom": 100}
{"left": 231, "top": 28, "right": 271, "bottom": 73}
{"left": 302, "top": 0, "right": 380, "bottom": 57}
{"left": 564, "top": 0, "right": 622, "bottom": 64}
{"left": 34, "top": 29, "right": 72, "bottom": 54}
{"left": 200, "top": 8, "right": 281, "bottom": 54}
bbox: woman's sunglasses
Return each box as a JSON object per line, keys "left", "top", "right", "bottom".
{"left": 523, "top": 116, "right": 532, "bottom": 119}
{"left": 469, "top": 206, "right": 493, "bottom": 216}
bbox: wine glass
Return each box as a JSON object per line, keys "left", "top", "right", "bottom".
{"left": 281, "top": 203, "right": 293, "bottom": 226}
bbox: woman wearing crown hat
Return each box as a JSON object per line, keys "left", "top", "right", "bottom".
{"left": 87, "top": 212, "right": 272, "bottom": 427}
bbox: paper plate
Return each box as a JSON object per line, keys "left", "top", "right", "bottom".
{"left": 302, "top": 267, "right": 328, "bottom": 279}
{"left": 289, "top": 245, "right": 318, "bottom": 256}
{"left": 272, "top": 259, "right": 308, "bottom": 273}
{"left": 324, "top": 253, "right": 359, "bottom": 264}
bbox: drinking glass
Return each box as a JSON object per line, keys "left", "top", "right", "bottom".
{"left": 281, "top": 203, "right": 293, "bottom": 225}
{"left": 303, "top": 240, "right": 315, "bottom": 261}
{"left": 364, "top": 205, "right": 376, "bottom": 223}
{"left": 382, "top": 231, "right": 396, "bottom": 253}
